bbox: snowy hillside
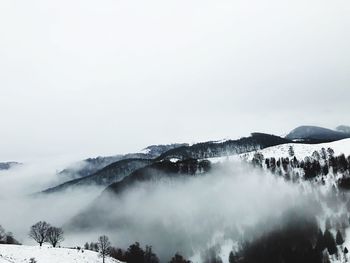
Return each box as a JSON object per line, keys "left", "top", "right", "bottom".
{"left": 0, "top": 245, "right": 121, "bottom": 263}
{"left": 208, "top": 139, "right": 350, "bottom": 164}
{"left": 244, "top": 138, "right": 350, "bottom": 160}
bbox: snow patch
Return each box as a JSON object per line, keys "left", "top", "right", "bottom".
{"left": 0, "top": 244, "right": 122, "bottom": 263}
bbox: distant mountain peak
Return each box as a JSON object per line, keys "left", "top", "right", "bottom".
{"left": 0, "top": 161, "right": 21, "bottom": 171}
{"left": 336, "top": 125, "right": 350, "bottom": 134}
{"left": 286, "top": 125, "right": 350, "bottom": 143}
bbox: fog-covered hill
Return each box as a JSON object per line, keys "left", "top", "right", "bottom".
{"left": 42, "top": 158, "right": 153, "bottom": 193}
{"left": 43, "top": 133, "right": 289, "bottom": 195}
{"left": 58, "top": 144, "right": 187, "bottom": 182}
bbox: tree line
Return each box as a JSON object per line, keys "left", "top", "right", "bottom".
{"left": 84, "top": 236, "right": 192, "bottom": 263}
{"left": 228, "top": 210, "right": 348, "bottom": 263}
{"left": 250, "top": 147, "right": 350, "bottom": 185}
{"left": 0, "top": 225, "right": 20, "bottom": 245}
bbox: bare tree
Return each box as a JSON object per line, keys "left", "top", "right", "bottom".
{"left": 29, "top": 221, "right": 50, "bottom": 247}
{"left": 98, "top": 235, "right": 111, "bottom": 263}
{"left": 46, "top": 226, "right": 64, "bottom": 247}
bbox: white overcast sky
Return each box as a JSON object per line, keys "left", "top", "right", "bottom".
{"left": 0, "top": 0, "right": 349, "bottom": 161}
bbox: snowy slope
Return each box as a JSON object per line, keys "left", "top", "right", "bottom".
{"left": 207, "top": 139, "right": 350, "bottom": 164}
{"left": 243, "top": 138, "right": 350, "bottom": 160}
{"left": 0, "top": 245, "right": 121, "bottom": 263}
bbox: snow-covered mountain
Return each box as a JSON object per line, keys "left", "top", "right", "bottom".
{"left": 43, "top": 133, "right": 289, "bottom": 194}
{"left": 0, "top": 245, "right": 121, "bottom": 263}
{"left": 243, "top": 138, "right": 350, "bottom": 160}
{"left": 207, "top": 138, "right": 350, "bottom": 165}
{"left": 4, "top": 130, "right": 350, "bottom": 263}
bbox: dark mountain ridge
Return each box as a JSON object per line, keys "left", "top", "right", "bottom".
{"left": 44, "top": 133, "right": 290, "bottom": 194}
{"left": 286, "top": 125, "right": 350, "bottom": 143}
{"left": 66, "top": 158, "right": 212, "bottom": 230}
{"left": 42, "top": 158, "right": 153, "bottom": 194}
{"left": 58, "top": 144, "right": 188, "bottom": 182}
{"left": 156, "top": 133, "right": 291, "bottom": 161}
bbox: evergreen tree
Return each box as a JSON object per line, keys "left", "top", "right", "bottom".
{"left": 110, "top": 247, "right": 126, "bottom": 262}
{"left": 327, "top": 148, "right": 335, "bottom": 158}
{"left": 229, "top": 251, "right": 237, "bottom": 263}
{"left": 169, "top": 253, "right": 191, "bottom": 263}
{"left": 0, "top": 225, "right": 5, "bottom": 243}
{"left": 312, "top": 151, "right": 321, "bottom": 161}
{"left": 315, "top": 229, "right": 325, "bottom": 252}
{"left": 324, "top": 229, "right": 337, "bottom": 255}
{"left": 336, "top": 230, "right": 344, "bottom": 246}
{"left": 252, "top": 152, "right": 264, "bottom": 167}
{"left": 288, "top": 146, "right": 295, "bottom": 157}
{"left": 325, "top": 218, "right": 332, "bottom": 230}
{"left": 144, "top": 245, "right": 159, "bottom": 263}
{"left": 84, "top": 242, "right": 89, "bottom": 250}
{"left": 321, "top": 148, "right": 327, "bottom": 160}
{"left": 125, "top": 242, "right": 145, "bottom": 263}
{"left": 89, "top": 242, "right": 94, "bottom": 251}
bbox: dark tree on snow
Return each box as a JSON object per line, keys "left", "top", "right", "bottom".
{"left": 5, "top": 232, "right": 20, "bottom": 245}
{"left": 29, "top": 221, "right": 50, "bottom": 247}
{"left": 288, "top": 146, "right": 295, "bottom": 157}
{"left": 315, "top": 229, "right": 326, "bottom": 252}
{"left": 324, "top": 229, "right": 337, "bottom": 255}
{"left": 84, "top": 242, "right": 89, "bottom": 250}
{"left": 327, "top": 148, "right": 335, "bottom": 158}
{"left": 0, "top": 225, "right": 5, "bottom": 243}
{"left": 46, "top": 226, "right": 64, "bottom": 247}
{"left": 321, "top": 148, "right": 327, "bottom": 160}
{"left": 98, "top": 235, "right": 111, "bottom": 263}
{"left": 325, "top": 218, "right": 332, "bottom": 230}
{"left": 312, "top": 151, "right": 321, "bottom": 161}
{"left": 344, "top": 247, "right": 349, "bottom": 262}
{"left": 252, "top": 152, "right": 264, "bottom": 167}
{"left": 336, "top": 230, "right": 345, "bottom": 246}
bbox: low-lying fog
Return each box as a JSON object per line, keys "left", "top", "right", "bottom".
{"left": 0, "top": 158, "right": 318, "bottom": 262}
{"left": 0, "top": 158, "right": 106, "bottom": 244}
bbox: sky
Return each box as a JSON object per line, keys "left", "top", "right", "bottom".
{"left": 0, "top": 0, "right": 350, "bottom": 161}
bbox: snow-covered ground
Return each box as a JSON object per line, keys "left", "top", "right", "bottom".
{"left": 208, "top": 139, "right": 350, "bottom": 163}
{"left": 0, "top": 245, "right": 121, "bottom": 263}
{"left": 245, "top": 138, "right": 350, "bottom": 160}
